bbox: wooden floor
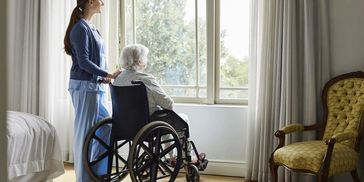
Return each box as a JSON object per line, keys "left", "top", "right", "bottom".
{"left": 54, "top": 163, "right": 245, "bottom": 182}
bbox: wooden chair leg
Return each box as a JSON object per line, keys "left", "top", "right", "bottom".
{"left": 317, "top": 168, "right": 330, "bottom": 182}
{"left": 269, "top": 161, "right": 278, "bottom": 182}
{"left": 351, "top": 169, "right": 360, "bottom": 182}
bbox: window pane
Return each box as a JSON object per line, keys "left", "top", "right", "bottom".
{"left": 163, "top": 87, "right": 196, "bottom": 97}
{"left": 199, "top": 88, "right": 206, "bottom": 98}
{"left": 219, "top": 0, "right": 249, "bottom": 100}
{"left": 220, "top": 88, "right": 248, "bottom": 100}
{"left": 125, "top": 0, "right": 134, "bottom": 45}
{"left": 198, "top": 0, "right": 207, "bottom": 87}
{"left": 133, "top": 0, "right": 196, "bottom": 87}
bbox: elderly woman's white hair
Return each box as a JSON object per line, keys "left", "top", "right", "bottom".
{"left": 120, "top": 44, "right": 149, "bottom": 71}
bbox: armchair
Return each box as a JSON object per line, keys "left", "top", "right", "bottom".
{"left": 269, "top": 71, "right": 364, "bottom": 182}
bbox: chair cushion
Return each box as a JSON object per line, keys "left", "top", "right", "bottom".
{"left": 273, "top": 140, "right": 358, "bottom": 176}
{"left": 323, "top": 79, "right": 364, "bottom": 147}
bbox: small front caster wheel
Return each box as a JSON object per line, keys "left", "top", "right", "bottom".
{"left": 186, "top": 164, "right": 200, "bottom": 182}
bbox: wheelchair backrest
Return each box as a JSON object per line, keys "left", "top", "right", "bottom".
{"left": 109, "top": 81, "right": 150, "bottom": 140}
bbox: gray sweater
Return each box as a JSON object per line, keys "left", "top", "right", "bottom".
{"left": 113, "top": 69, "right": 174, "bottom": 115}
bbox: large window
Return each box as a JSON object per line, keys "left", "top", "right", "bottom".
{"left": 119, "top": 0, "right": 249, "bottom": 104}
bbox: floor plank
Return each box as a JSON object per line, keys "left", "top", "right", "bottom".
{"left": 54, "top": 163, "right": 245, "bottom": 182}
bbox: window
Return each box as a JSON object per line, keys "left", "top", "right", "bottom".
{"left": 118, "top": 0, "right": 250, "bottom": 104}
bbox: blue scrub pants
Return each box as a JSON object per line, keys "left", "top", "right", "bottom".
{"left": 69, "top": 80, "right": 111, "bottom": 182}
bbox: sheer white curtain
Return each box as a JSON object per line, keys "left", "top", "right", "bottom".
{"left": 7, "top": 0, "right": 119, "bottom": 162}
{"left": 245, "top": 0, "right": 330, "bottom": 181}
{"left": 38, "top": 0, "right": 76, "bottom": 162}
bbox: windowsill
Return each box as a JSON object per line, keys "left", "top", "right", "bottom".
{"left": 175, "top": 103, "right": 248, "bottom": 109}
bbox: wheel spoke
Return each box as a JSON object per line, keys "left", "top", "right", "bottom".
{"left": 135, "top": 151, "right": 148, "bottom": 166}
{"left": 115, "top": 153, "right": 128, "bottom": 164}
{"left": 140, "top": 142, "right": 156, "bottom": 157}
{"left": 93, "top": 135, "right": 111, "bottom": 150}
{"left": 158, "top": 159, "right": 172, "bottom": 174}
{"left": 159, "top": 143, "right": 177, "bottom": 157}
{"left": 89, "top": 151, "right": 109, "bottom": 167}
{"left": 135, "top": 158, "right": 155, "bottom": 174}
{"left": 117, "top": 140, "right": 128, "bottom": 148}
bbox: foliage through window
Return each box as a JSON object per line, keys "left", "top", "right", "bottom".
{"left": 120, "top": 0, "right": 249, "bottom": 104}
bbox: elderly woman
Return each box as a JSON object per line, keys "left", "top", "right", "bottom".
{"left": 113, "top": 44, "right": 197, "bottom": 163}
{"left": 113, "top": 44, "right": 175, "bottom": 115}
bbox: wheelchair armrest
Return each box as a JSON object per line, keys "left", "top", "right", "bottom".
{"left": 152, "top": 109, "right": 173, "bottom": 118}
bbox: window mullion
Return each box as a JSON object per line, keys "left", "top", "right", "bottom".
{"left": 119, "top": 0, "right": 125, "bottom": 53}
{"left": 195, "top": 0, "right": 200, "bottom": 99}
{"left": 132, "top": 0, "right": 136, "bottom": 43}
{"left": 215, "top": 0, "right": 221, "bottom": 104}
{"left": 206, "top": 0, "right": 215, "bottom": 104}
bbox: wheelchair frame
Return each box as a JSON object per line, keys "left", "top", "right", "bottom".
{"left": 82, "top": 81, "right": 208, "bottom": 182}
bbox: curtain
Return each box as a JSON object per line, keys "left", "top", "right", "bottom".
{"left": 7, "top": 0, "right": 40, "bottom": 114}
{"left": 7, "top": 0, "right": 119, "bottom": 162}
{"left": 245, "top": 0, "right": 330, "bottom": 181}
{"left": 38, "top": 0, "right": 76, "bottom": 162}
{"left": 7, "top": 0, "right": 76, "bottom": 161}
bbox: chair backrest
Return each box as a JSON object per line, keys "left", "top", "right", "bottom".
{"left": 321, "top": 71, "right": 364, "bottom": 149}
{"left": 109, "top": 81, "right": 150, "bottom": 140}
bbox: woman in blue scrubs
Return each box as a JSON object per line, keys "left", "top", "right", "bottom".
{"left": 64, "top": 0, "right": 121, "bottom": 181}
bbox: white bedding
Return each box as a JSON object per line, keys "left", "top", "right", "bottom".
{"left": 7, "top": 111, "right": 64, "bottom": 182}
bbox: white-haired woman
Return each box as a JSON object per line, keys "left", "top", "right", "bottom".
{"left": 113, "top": 44, "right": 191, "bottom": 164}
{"left": 113, "top": 44, "right": 175, "bottom": 115}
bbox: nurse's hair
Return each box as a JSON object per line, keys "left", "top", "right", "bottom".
{"left": 64, "top": 0, "right": 90, "bottom": 55}
{"left": 120, "top": 44, "right": 149, "bottom": 71}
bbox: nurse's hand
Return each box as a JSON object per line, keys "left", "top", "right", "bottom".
{"left": 100, "top": 77, "right": 112, "bottom": 84}
{"left": 111, "top": 69, "right": 123, "bottom": 78}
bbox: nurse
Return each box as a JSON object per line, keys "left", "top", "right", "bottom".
{"left": 63, "top": 0, "right": 121, "bottom": 181}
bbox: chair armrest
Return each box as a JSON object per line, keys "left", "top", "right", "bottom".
{"left": 329, "top": 132, "right": 358, "bottom": 143}
{"left": 273, "top": 123, "right": 321, "bottom": 154}
{"left": 281, "top": 123, "right": 304, "bottom": 134}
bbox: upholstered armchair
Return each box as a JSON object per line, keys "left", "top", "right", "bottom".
{"left": 269, "top": 71, "right": 364, "bottom": 182}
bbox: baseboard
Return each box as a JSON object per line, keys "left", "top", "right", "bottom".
{"left": 115, "top": 154, "right": 246, "bottom": 177}
{"left": 199, "top": 159, "right": 246, "bottom": 177}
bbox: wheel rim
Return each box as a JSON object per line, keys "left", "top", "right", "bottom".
{"left": 83, "top": 118, "right": 129, "bottom": 182}
{"left": 129, "top": 121, "right": 182, "bottom": 182}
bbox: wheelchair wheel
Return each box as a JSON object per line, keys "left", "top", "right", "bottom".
{"left": 83, "top": 117, "right": 129, "bottom": 182}
{"left": 128, "top": 121, "right": 182, "bottom": 182}
{"left": 186, "top": 165, "right": 200, "bottom": 182}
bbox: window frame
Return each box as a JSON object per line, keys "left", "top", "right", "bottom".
{"left": 118, "top": 0, "right": 248, "bottom": 105}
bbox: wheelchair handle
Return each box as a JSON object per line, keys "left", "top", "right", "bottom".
{"left": 131, "top": 80, "right": 145, "bottom": 86}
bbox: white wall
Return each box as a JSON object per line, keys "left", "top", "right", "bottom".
{"left": 329, "top": 0, "right": 364, "bottom": 181}
{"left": 329, "top": 0, "right": 364, "bottom": 77}
{"left": 175, "top": 104, "right": 247, "bottom": 177}
{"left": 0, "top": 0, "right": 7, "bottom": 180}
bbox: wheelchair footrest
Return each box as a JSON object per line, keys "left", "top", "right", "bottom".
{"left": 191, "top": 153, "right": 208, "bottom": 171}
{"left": 197, "top": 159, "right": 208, "bottom": 171}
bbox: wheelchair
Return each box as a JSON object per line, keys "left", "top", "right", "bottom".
{"left": 83, "top": 80, "right": 208, "bottom": 182}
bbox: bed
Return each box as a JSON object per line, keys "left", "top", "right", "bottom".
{"left": 7, "top": 111, "right": 65, "bottom": 182}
